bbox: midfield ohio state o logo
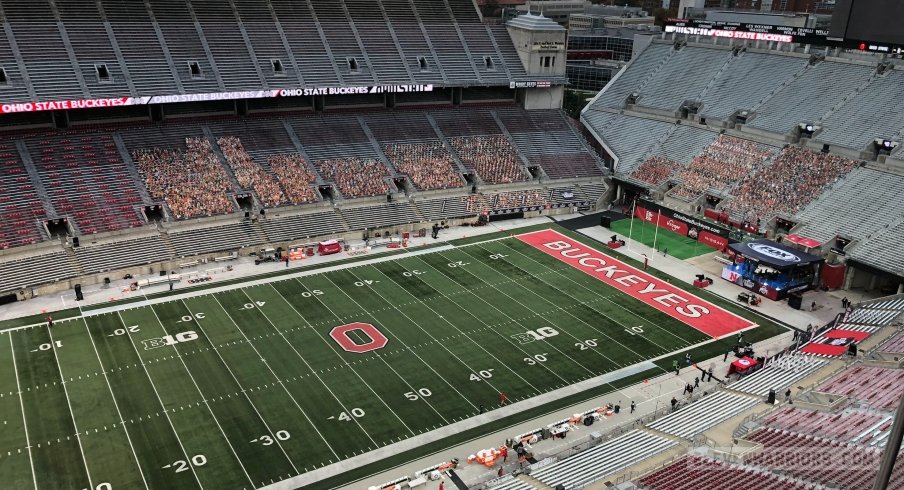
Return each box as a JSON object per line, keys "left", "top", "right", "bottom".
{"left": 329, "top": 323, "right": 388, "bottom": 353}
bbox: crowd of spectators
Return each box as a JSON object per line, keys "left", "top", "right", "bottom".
{"left": 631, "top": 156, "right": 680, "bottom": 186}
{"left": 383, "top": 142, "right": 463, "bottom": 191}
{"left": 465, "top": 194, "right": 487, "bottom": 214}
{"left": 133, "top": 138, "right": 234, "bottom": 219}
{"left": 669, "top": 136, "right": 775, "bottom": 200}
{"left": 217, "top": 137, "right": 286, "bottom": 208}
{"left": 316, "top": 158, "right": 390, "bottom": 198}
{"left": 448, "top": 135, "right": 526, "bottom": 184}
{"left": 723, "top": 146, "right": 858, "bottom": 223}
{"left": 488, "top": 189, "right": 549, "bottom": 210}
{"left": 268, "top": 154, "right": 319, "bottom": 205}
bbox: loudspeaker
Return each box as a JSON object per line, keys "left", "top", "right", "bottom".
{"left": 160, "top": 270, "right": 167, "bottom": 277}
{"left": 72, "top": 236, "right": 80, "bottom": 247}
{"left": 260, "top": 208, "right": 266, "bottom": 216}
{"left": 788, "top": 295, "right": 803, "bottom": 310}
{"left": 556, "top": 485, "right": 566, "bottom": 490}
{"left": 600, "top": 215, "right": 611, "bottom": 228}
{"left": 767, "top": 389, "right": 776, "bottom": 404}
{"left": 244, "top": 211, "right": 250, "bottom": 218}
{"left": 74, "top": 284, "right": 83, "bottom": 302}
{"left": 104, "top": 277, "right": 110, "bottom": 285}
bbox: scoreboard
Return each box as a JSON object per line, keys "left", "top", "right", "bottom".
{"left": 665, "top": 18, "right": 904, "bottom": 55}
{"left": 830, "top": 0, "right": 904, "bottom": 52}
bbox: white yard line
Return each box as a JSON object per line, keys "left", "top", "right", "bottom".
{"left": 352, "top": 265, "right": 516, "bottom": 395}
{"left": 116, "top": 311, "right": 205, "bottom": 489}
{"left": 45, "top": 325, "right": 95, "bottom": 490}
{"left": 241, "top": 287, "right": 380, "bottom": 449}
{"left": 81, "top": 318, "right": 150, "bottom": 489}
{"left": 500, "top": 239, "right": 692, "bottom": 347}
{"left": 139, "top": 302, "right": 256, "bottom": 488}
{"left": 405, "top": 253, "right": 590, "bottom": 383}
{"left": 448, "top": 245, "right": 625, "bottom": 367}
{"left": 179, "top": 299, "right": 300, "bottom": 477}
{"left": 210, "top": 294, "right": 341, "bottom": 462}
{"left": 319, "top": 274, "right": 459, "bottom": 422}
{"left": 280, "top": 279, "right": 416, "bottom": 437}
{"left": 8, "top": 334, "right": 38, "bottom": 490}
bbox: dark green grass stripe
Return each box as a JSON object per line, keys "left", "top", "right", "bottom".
{"left": 0, "top": 332, "right": 35, "bottom": 490}
{"left": 85, "top": 313, "right": 201, "bottom": 490}
{"left": 51, "top": 319, "right": 147, "bottom": 489}
{"left": 464, "top": 242, "right": 677, "bottom": 355}
{"left": 309, "top": 272, "right": 482, "bottom": 424}
{"left": 267, "top": 279, "right": 419, "bottom": 446}
{"left": 154, "top": 299, "right": 301, "bottom": 485}
{"left": 214, "top": 288, "right": 374, "bottom": 463}
{"left": 445, "top": 246, "right": 647, "bottom": 370}
{"left": 116, "top": 308, "right": 251, "bottom": 489}
{"left": 359, "top": 263, "right": 542, "bottom": 399}
{"left": 11, "top": 326, "right": 90, "bottom": 489}
{"left": 184, "top": 294, "right": 338, "bottom": 472}
{"left": 401, "top": 253, "right": 588, "bottom": 385}
{"left": 496, "top": 238, "right": 710, "bottom": 347}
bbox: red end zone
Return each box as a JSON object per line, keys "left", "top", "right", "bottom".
{"left": 516, "top": 229, "right": 755, "bottom": 339}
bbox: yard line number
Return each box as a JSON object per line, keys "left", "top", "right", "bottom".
{"left": 328, "top": 408, "right": 365, "bottom": 421}
{"left": 108, "top": 325, "right": 140, "bottom": 337}
{"left": 404, "top": 388, "right": 433, "bottom": 400}
{"left": 469, "top": 369, "right": 494, "bottom": 381}
{"left": 624, "top": 326, "right": 645, "bottom": 336}
{"left": 163, "top": 454, "right": 207, "bottom": 473}
{"left": 32, "top": 340, "right": 63, "bottom": 352}
{"left": 575, "top": 339, "right": 598, "bottom": 350}
{"left": 251, "top": 431, "right": 290, "bottom": 446}
{"left": 524, "top": 353, "right": 548, "bottom": 365}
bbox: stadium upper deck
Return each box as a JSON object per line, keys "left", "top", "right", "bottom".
{"left": 0, "top": 0, "right": 545, "bottom": 111}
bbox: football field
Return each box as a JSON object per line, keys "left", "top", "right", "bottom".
{"left": 0, "top": 229, "right": 761, "bottom": 490}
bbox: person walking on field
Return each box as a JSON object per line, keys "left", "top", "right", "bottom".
{"left": 630, "top": 400, "right": 636, "bottom": 413}
{"left": 500, "top": 391, "right": 508, "bottom": 405}
{"left": 501, "top": 445, "right": 508, "bottom": 463}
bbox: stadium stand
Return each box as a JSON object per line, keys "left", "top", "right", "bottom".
{"left": 744, "top": 427, "right": 904, "bottom": 488}
{"left": 133, "top": 138, "right": 236, "bottom": 220}
{"left": 530, "top": 430, "right": 678, "bottom": 489}
{"left": 629, "top": 156, "right": 681, "bottom": 186}
{"left": 417, "top": 196, "right": 479, "bottom": 221}
{"left": 761, "top": 406, "right": 893, "bottom": 448}
{"left": 0, "top": 144, "right": 47, "bottom": 248}
{"left": 341, "top": 202, "right": 420, "bottom": 231}
{"left": 722, "top": 146, "right": 858, "bottom": 224}
{"left": 27, "top": 131, "right": 146, "bottom": 234}
{"left": 639, "top": 455, "right": 819, "bottom": 490}
{"left": 816, "top": 365, "right": 904, "bottom": 410}
{"left": 647, "top": 391, "right": 759, "bottom": 439}
{"left": 267, "top": 154, "right": 320, "bottom": 206}
{"left": 169, "top": 222, "right": 263, "bottom": 257}
{"left": 484, "top": 189, "right": 549, "bottom": 211}
{"left": 728, "top": 355, "right": 828, "bottom": 397}
{"left": 0, "top": 0, "right": 538, "bottom": 103}
{"left": 383, "top": 142, "right": 463, "bottom": 191}
{"left": 748, "top": 61, "right": 876, "bottom": 135}
{"left": 878, "top": 330, "right": 904, "bottom": 354}
{"left": 636, "top": 46, "right": 730, "bottom": 112}
{"left": 793, "top": 167, "right": 904, "bottom": 243}
{"left": 588, "top": 42, "right": 674, "bottom": 110}
{"left": 580, "top": 111, "right": 673, "bottom": 175}
{"left": 699, "top": 51, "right": 804, "bottom": 120}
{"left": 667, "top": 136, "right": 776, "bottom": 201}
{"left": 217, "top": 136, "right": 287, "bottom": 208}
{"left": 817, "top": 69, "right": 904, "bottom": 149}
{"left": 0, "top": 251, "right": 75, "bottom": 294}
{"left": 847, "top": 219, "right": 904, "bottom": 277}
{"left": 486, "top": 476, "right": 535, "bottom": 490}
{"left": 74, "top": 235, "right": 173, "bottom": 275}
{"left": 260, "top": 211, "right": 347, "bottom": 243}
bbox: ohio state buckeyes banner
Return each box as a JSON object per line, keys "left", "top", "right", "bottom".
{"left": 517, "top": 229, "right": 756, "bottom": 338}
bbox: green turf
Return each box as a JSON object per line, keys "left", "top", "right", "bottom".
{"left": 0, "top": 227, "right": 788, "bottom": 489}
{"left": 608, "top": 218, "right": 714, "bottom": 260}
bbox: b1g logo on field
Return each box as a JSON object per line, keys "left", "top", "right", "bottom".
{"left": 329, "top": 322, "right": 388, "bottom": 353}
